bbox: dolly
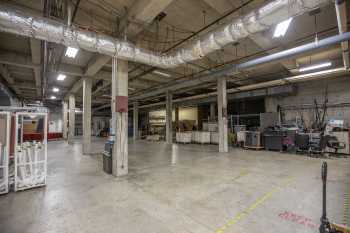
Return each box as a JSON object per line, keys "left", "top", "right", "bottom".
{"left": 319, "top": 162, "right": 350, "bottom": 233}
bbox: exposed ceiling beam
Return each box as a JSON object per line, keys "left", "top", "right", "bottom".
{"left": 30, "top": 38, "right": 41, "bottom": 97}
{"left": 335, "top": 0, "right": 349, "bottom": 69}
{"left": 0, "top": 64, "right": 21, "bottom": 95}
{"left": 65, "top": 53, "right": 111, "bottom": 97}
{"left": 120, "top": 0, "right": 174, "bottom": 38}
{"left": 0, "top": 50, "right": 84, "bottom": 76}
{"left": 205, "top": 1, "right": 295, "bottom": 74}
{"left": 67, "top": 0, "right": 175, "bottom": 98}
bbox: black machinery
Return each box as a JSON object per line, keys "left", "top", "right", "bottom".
{"left": 102, "top": 140, "right": 114, "bottom": 174}
{"left": 319, "top": 162, "right": 349, "bottom": 233}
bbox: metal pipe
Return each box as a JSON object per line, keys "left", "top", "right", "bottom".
{"left": 335, "top": 0, "right": 349, "bottom": 69}
{"left": 0, "top": 0, "right": 330, "bottom": 68}
{"left": 131, "top": 32, "right": 350, "bottom": 100}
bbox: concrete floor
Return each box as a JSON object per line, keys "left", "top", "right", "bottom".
{"left": 1, "top": 137, "right": 349, "bottom": 233}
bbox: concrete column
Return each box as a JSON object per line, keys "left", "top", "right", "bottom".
{"left": 68, "top": 94, "right": 75, "bottom": 144}
{"left": 210, "top": 102, "right": 216, "bottom": 121}
{"left": 133, "top": 102, "right": 139, "bottom": 140}
{"left": 62, "top": 101, "right": 68, "bottom": 140}
{"left": 175, "top": 107, "right": 179, "bottom": 131}
{"left": 111, "top": 58, "right": 128, "bottom": 177}
{"left": 166, "top": 91, "right": 173, "bottom": 144}
{"left": 83, "top": 77, "right": 92, "bottom": 155}
{"left": 217, "top": 77, "right": 228, "bottom": 152}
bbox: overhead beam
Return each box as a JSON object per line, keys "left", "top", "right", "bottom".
{"left": 0, "top": 50, "right": 84, "bottom": 76}
{"left": 30, "top": 38, "right": 41, "bottom": 97}
{"left": 120, "top": 0, "right": 174, "bottom": 37}
{"left": 0, "top": 64, "right": 21, "bottom": 95}
{"left": 335, "top": 0, "right": 349, "bottom": 69}
{"left": 65, "top": 54, "right": 111, "bottom": 98}
{"left": 206, "top": 2, "right": 295, "bottom": 73}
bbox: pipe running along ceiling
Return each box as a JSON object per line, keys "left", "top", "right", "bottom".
{"left": 0, "top": 0, "right": 331, "bottom": 69}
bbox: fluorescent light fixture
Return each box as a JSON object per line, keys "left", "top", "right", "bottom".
{"left": 50, "top": 96, "right": 56, "bottom": 100}
{"left": 65, "top": 47, "right": 79, "bottom": 58}
{"left": 153, "top": 70, "right": 172, "bottom": 77}
{"left": 287, "top": 67, "right": 343, "bottom": 82}
{"left": 53, "top": 87, "right": 59, "bottom": 92}
{"left": 299, "top": 62, "right": 332, "bottom": 73}
{"left": 273, "top": 18, "right": 293, "bottom": 38}
{"left": 57, "top": 74, "right": 66, "bottom": 81}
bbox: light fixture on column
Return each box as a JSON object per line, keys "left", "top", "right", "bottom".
{"left": 273, "top": 18, "right": 293, "bottom": 38}
{"left": 153, "top": 70, "right": 172, "bottom": 77}
{"left": 299, "top": 62, "right": 332, "bottom": 73}
{"left": 57, "top": 74, "right": 66, "bottom": 81}
{"left": 65, "top": 47, "right": 79, "bottom": 58}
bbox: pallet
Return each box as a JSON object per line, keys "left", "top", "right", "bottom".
{"left": 243, "top": 146, "right": 264, "bottom": 150}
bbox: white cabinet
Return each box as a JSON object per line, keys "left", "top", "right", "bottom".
{"left": 192, "top": 131, "right": 211, "bottom": 144}
{"left": 176, "top": 132, "right": 192, "bottom": 143}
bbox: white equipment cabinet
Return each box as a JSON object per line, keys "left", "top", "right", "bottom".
{"left": 192, "top": 131, "right": 211, "bottom": 144}
{"left": 176, "top": 132, "right": 192, "bottom": 143}
{"left": 0, "top": 112, "right": 10, "bottom": 194}
{"left": 14, "top": 112, "right": 47, "bottom": 191}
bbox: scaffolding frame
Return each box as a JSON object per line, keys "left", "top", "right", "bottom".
{"left": 14, "top": 112, "right": 47, "bottom": 191}
{"left": 0, "top": 112, "right": 10, "bottom": 194}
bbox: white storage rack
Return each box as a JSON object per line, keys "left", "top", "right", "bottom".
{"left": 0, "top": 112, "right": 10, "bottom": 194}
{"left": 14, "top": 112, "right": 47, "bottom": 191}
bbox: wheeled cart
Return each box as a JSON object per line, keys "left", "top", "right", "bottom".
{"left": 14, "top": 112, "right": 47, "bottom": 191}
{"left": 0, "top": 112, "right": 10, "bottom": 194}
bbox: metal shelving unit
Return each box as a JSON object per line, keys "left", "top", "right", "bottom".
{"left": 0, "top": 112, "right": 10, "bottom": 194}
{"left": 14, "top": 112, "right": 47, "bottom": 191}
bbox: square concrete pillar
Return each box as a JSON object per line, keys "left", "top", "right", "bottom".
{"left": 68, "top": 94, "right": 75, "bottom": 144}
{"left": 83, "top": 77, "right": 92, "bottom": 155}
{"left": 62, "top": 101, "right": 68, "bottom": 140}
{"left": 111, "top": 58, "right": 128, "bottom": 177}
{"left": 217, "top": 77, "right": 228, "bottom": 152}
{"left": 133, "top": 102, "right": 139, "bottom": 140}
{"left": 166, "top": 91, "right": 173, "bottom": 144}
{"left": 175, "top": 106, "right": 179, "bottom": 130}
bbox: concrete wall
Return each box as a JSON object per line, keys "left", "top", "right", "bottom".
{"left": 265, "top": 75, "right": 350, "bottom": 127}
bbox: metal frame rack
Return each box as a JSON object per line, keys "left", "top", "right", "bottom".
{"left": 14, "top": 112, "right": 47, "bottom": 191}
{"left": 0, "top": 112, "right": 10, "bottom": 194}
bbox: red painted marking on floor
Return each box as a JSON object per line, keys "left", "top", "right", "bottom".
{"left": 278, "top": 211, "right": 318, "bottom": 229}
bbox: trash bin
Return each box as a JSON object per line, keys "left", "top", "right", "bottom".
{"left": 103, "top": 141, "right": 113, "bottom": 174}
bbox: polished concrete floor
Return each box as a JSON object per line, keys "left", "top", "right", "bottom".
{"left": 1, "top": 137, "right": 349, "bottom": 233}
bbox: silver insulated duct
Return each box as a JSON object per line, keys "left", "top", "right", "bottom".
{"left": 0, "top": 0, "right": 330, "bottom": 68}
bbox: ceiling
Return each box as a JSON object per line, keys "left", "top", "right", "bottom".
{"left": 0, "top": 0, "right": 348, "bottom": 109}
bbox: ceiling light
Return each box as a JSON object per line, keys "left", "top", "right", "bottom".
{"left": 153, "top": 70, "right": 172, "bottom": 77}
{"left": 299, "top": 62, "right": 332, "bottom": 72}
{"left": 57, "top": 74, "right": 66, "bottom": 81}
{"left": 65, "top": 47, "right": 79, "bottom": 58}
{"left": 50, "top": 96, "right": 56, "bottom": 100}
{"left": 53, "top": 87, "right": 59, "bottom": 92}
{"left": 286, "top": 67, "right": 344, "bottom": 81}
{"left": 273, "top": 18, "right": 293, "bottom": 38}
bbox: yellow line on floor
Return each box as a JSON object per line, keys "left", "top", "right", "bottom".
{"left": 232, "top": 169, "right": 249, "bottom": 182}
{"left": 215, "top": 177, "right": 294, "bottom": 233}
